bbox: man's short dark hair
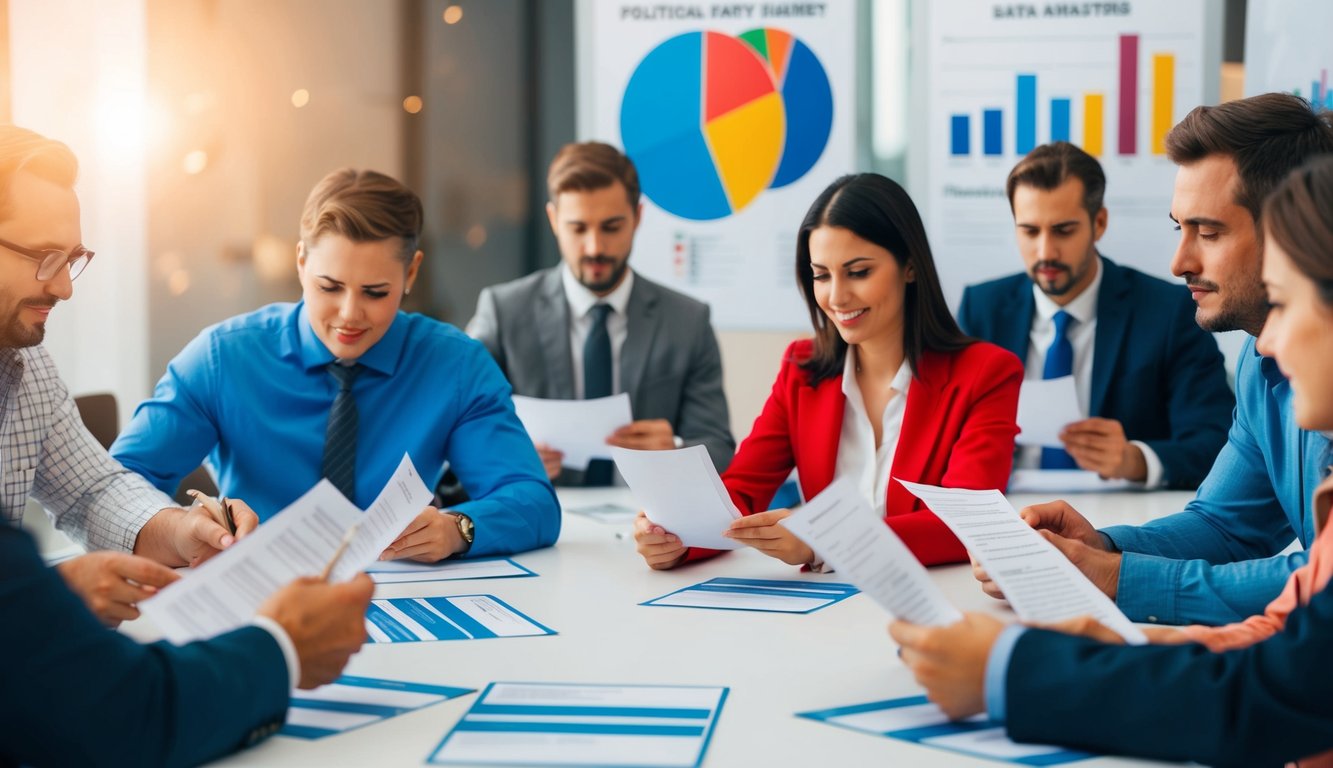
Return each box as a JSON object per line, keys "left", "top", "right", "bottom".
{"left": 1005, "top": 141, "right": 1106, "bottom": 222}
{"left": 1165, "top": 92, "right": 1333, "bottom": 222}
{"left": 547, "top": 141, "right": 640, "bottom": 209}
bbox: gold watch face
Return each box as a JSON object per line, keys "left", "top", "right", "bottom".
{"left": 457, "top": 514, "right": 475, "bottom": 543}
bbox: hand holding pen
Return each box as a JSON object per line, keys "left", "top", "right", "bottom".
{"left": 178, "top": 490, "right": 260, "bottom": 567}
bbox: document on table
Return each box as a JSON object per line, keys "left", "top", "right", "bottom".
{"left": 141, "top": 454, "right": 432, "bottom": 644}
{"left": 643, "top": 577, "right": 858, "bottom": 614}
{"left": 798, "top": 695, "right": 1095, "bottom": 765}
{"left": 1008, "top": 469, "right": 1136, "bottom": 494}
{"left": 897, "top": 480, "right": 1147, "bottom": 644}
{"left": 781, "top": 478, "right": 962, "bottom": 626}
{"left": 611, "top": 445, "right": 742, "bottom": 550}
{"left": 565, "top": 502, "right": 639, "bottom": 524}
{"left": 428, "top": 682, "right": 728, "bottom": 767}
{"left": 365, "top": 594, "right": 555, "bottom": 643}
{"left": 281, "top": 675, "right": 474, "bottom": 739}
{"left": 365, "top": 557, "right": 536, "bottom": 584}
{"left": 1016, "top": 376, "right": 1081, "bottom": 446}
{"left": 513, "top": 393, "right": 632, "bottom": 468}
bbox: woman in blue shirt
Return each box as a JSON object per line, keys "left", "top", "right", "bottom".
{"left": 111, "top": 169, "right": 559, "bottom": 560}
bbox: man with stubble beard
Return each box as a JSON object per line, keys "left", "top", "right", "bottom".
{"left": 468, "top": 141, "right": 734, "bottom": 485}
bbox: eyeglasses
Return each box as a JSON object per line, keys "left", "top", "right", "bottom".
{"left": 0, "top": 237, "right": 95, "bottom": 281}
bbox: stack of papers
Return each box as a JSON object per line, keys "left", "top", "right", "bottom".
{"left": 799, "top": 695, "right": 1094, "bottom": 766}
{"left": 642, "top": 577, "right": 858, "bottom": 614}
{"left": 428, "top": 682, "right": 728, "bottom": 767}
{"left": 281, "top": 676, "right": 473, "bottom": 740}
{"left": 365, "top": 595, "right": 555, "bottom": 644}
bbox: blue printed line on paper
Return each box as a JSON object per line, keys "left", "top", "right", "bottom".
{"left": 470, "top": 704, "right": 713, "bottom": 719}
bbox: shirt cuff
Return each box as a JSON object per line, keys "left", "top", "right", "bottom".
{"left": 1130, "top": 440, "right": 1165, "bottom": 489}
{"left": 1111, "top": 550, "right": 1184, "bottom": 624}
{"left": 984, "top": 624, "right": 1027, "bottom": 723}
{"left": 251, "top": 615, "right": 301, "bottom": 689}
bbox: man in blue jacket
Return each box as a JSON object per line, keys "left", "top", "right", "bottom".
{"left": 959, "top": 141, "right": 1232, "bottom": 489}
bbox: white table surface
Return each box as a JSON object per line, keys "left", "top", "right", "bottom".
{"left": 107, "top": 486, "right": 1191, "bottom": 767}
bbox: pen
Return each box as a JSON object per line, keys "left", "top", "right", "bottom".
{"left": 186, "top": 489, "right": 237, "bottom": 537}
{"left": 320, "top": 522, "right": 361, "bottom": 581}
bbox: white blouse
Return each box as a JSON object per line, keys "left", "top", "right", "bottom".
{"left": 833, "top": 347, "right": 912, "bottom": 517}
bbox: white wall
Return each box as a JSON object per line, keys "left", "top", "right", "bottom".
{"left": 9, "top": 0, "right": 150, "bottom": 425}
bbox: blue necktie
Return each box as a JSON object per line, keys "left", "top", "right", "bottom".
{"left": 583, "top": 305, "right": 615, "bottom": 486}
{"left": 321, "top": 363, "right": 363, "bottom": 500}
{"left": 1041, "top": 311, "right": 1078, "bottom": 470}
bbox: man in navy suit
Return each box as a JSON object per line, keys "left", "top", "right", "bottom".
{"left": 0, "top": 125, "right": 375, "bottom": 766}
{"left": 958, "top": 142, "right": 1232, "bottom": 489}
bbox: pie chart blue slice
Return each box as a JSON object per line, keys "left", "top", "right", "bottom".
{"left": 771, "top": 39, "right": 833, "bottom": 189}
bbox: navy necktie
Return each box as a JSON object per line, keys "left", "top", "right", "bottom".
{"left": 321, "top": 363, "right": 363, "bottom": 500}
{"left": 583, "top": 304, "right": 615, "bottom": 485}
{"left": 1041, "top": 311, "right": 1078, "bottom": 470}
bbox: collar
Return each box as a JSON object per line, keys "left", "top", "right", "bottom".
{"left": 841, "top": 346, "right": 913, "bottom": 401}
{"left": 1032, "top": 254, "right": 1102, "bottom": 326}
{"left": 295, "top": 300, "right": 408, "bottom": 376}
{"left": 562, "top": 263, "right": 634, "bottom": 320}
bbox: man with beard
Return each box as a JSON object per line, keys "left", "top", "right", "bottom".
{"left": 468, "top": 142, "right": 733, "bottom": 485}
{"left": 958, "top": 141, "right": 1232, "bottom": 489}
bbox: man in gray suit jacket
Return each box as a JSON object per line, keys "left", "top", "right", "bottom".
{"left": 468, "top": 142, "right": 734, "bottom": 484}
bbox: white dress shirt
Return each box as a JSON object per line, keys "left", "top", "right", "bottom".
{"left": 1018, "top": 259, "right": 1164, "bottom": 487}
{"left": 834, "top": 347, "right": 913, "bottom": 516}
{"left": 563, "top": 265, "right": 634, "bottom": 399}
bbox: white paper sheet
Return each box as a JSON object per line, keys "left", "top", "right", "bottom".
{"left": 610, "top": 445, "right": 741, "bottom": 550}
{"left": 896, "top": 480, "right": 1146, "bottom": 643}
{"left": 1015, "top": 376, "right": 1081, "bottom": 446}
{"left": 141, "top": 454, "right": 432, "bottom": 643}
{"left": 781, "top": 478, "right": 962, "bottom": 626}
{"left": 513, "top": 394, "right": 633, "bottom": 468}
{"left": 365, "top": 557, "right": 532, "bottom": 584}
{"left": 1007, "top": 469, "right": 1136, "bottom": 493}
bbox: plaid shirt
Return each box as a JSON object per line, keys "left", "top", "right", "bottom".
{"left": 0, "top": 345, "right": 173, "bottom": 552}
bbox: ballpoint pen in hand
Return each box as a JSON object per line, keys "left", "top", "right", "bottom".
{"left": 186, "top": 489, "right": 237, "bottom": 537}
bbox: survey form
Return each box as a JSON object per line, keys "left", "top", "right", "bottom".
{"left": 513, "top": 393, "right": 632, "bottom": 468}
{"left": 897, "top": 480, "right": 1147, "bottom": 644}
{"left": 429, "top": 682, "right": 728, "bottom": 768}
{"left": 141, "top": 454, "right": 433, "bottom": 643}
{"left": 611, "top": 444, "right": 741, "bottom": 550}
{"left": 1015, "top": 375, "right": 1081, "bottom": 446}
{"left": 781, "top": 478, "right": 961, "bottom": 626}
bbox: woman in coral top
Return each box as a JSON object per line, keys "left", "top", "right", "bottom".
{"left": 634, "top": 173, "right": 1023, "bottom": 571}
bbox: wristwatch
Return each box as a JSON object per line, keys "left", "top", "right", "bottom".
{"left": 451, "top": 513, "right": 475, "bottom": 551}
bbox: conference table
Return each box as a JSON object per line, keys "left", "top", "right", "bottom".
{"left": 122, "top": 487, "right": 1197, "bottom": 767}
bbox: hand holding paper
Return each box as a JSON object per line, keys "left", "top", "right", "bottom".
{"left": 513, "top": 394, "right": 633, "bottom": 468}
{"left": 1016, "top": 376, "right": 1081, "bottom": 447}
{"left": 781, "top": 478, "right": 961, "bottom": 626}
{"left": 612, "top": 445, "right": 741, "bottom": 550}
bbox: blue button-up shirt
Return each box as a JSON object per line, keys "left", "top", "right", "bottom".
{"left": 1104, "top": 335, "right": 1321, "bottom": 625}
{"left": 111, "top": 302, "right": 560, "bottom": 557}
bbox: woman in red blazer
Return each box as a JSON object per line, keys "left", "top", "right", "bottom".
{"left": 635, "top": 173, "right": 1022, "bottom": 570}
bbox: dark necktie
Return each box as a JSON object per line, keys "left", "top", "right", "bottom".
{"left": 583, "top": 304, "right": 615, "bottom": 485}
{"left": 1041, "top": 310, "right": 1078, "bottom": 470}
{"left": 321, "top": 363, "right": 363, "bottom": 500}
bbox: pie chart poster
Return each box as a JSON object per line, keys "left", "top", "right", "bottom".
{"left": 583, "top": 2, "right": 856, "bottom": 331}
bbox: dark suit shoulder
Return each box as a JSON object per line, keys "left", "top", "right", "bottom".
{"left": 1103, "top": 259, "right": 1191, "bottom": 304}
{"left": 483, "top": 267, "right": 558, "bottom": 305}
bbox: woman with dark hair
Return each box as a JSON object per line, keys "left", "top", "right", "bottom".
{"left": 634, "top": 173, "right": 1023, "bottom": 570}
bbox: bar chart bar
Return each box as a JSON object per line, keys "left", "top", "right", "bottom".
{"left": 1118, "top": 34, "right": 1138, "bottom": 155}
{"left": 984, "top": 109, "right": 1003, "bottom": 156}
{"left": 1083, "top": 93, "right": 1104, "bottom": 156}
{"left": 1017, "top": 74, "right": 1037, "bottom": 154}
{"left": 1050, "top": 98, "right": 1071, "bottom": 142}
{"left": 950, "top": 114, "right": 970, "bottom": 156}
{"left": 1151, "top": 53, "right": 1175, "bottom": 155}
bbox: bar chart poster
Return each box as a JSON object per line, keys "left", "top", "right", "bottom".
{"left": 581, "top": 2, "right": 855, "bottom": 330}
{"left": 1244, "top": 0, "right": 1332, "bottom": 110}
{"left": 920, "top": 0, "right": 1215, "bottom": 308}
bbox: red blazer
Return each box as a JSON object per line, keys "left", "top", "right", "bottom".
{"left": 711, "top": 338, "right": 1022, "bottom": 566}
